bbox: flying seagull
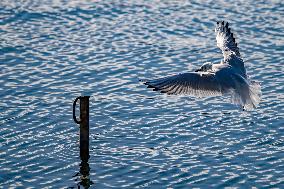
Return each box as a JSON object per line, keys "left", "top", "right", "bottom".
{"left": 141, "top": 21, "right": 261, "bottom": 110}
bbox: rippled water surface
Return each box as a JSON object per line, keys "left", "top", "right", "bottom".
{"left": 1, "top": 0, "right": 284, "bottom": 188}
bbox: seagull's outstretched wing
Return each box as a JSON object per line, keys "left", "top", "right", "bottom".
{"left": 143, "top": 72, "right": 225, "bottom": 97}
{"left": 215, "top": 21, "right": 246, "bottom": 75}
{"left": 215, "top": 21, "right": 240, "bottom": 59}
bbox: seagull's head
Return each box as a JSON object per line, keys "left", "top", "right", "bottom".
{"left": 195, "top": 62, "right": 213, "bottom": 72}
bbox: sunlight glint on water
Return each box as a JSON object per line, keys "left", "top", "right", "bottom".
{"left": 0, "top": 0, "right": 283, "bottom": 188}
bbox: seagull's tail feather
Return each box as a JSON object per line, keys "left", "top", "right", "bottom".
{"left": 231, "top": 78, "right": 261, "bottom": 110}
{"left": 247, "top": 80, "right": 261, "bottom": 109}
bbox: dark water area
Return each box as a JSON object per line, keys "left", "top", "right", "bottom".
{"left": 0, "top": 0, "right": 283, "bottom": 188}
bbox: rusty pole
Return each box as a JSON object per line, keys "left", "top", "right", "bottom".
{"left": 73, "top": 96, "right": 90, "bottom": 162}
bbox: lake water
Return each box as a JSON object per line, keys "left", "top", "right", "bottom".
{"left": 0, "top": 0, "right": 283, "bottom": 188}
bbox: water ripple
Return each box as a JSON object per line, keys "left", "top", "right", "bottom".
{"left": 0, "top": 0, "right": 284, "bottom": 188}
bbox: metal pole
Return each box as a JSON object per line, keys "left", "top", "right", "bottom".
{"left": 73, "top": 96, "right": 93, "bottom": 187}
{"left": 73, "top": 96, "right": 90, "bottom": 162}
{"left": 80, "top": 96, "right": 90, "bottom": 162}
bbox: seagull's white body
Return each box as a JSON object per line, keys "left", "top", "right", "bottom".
{"left": 142, "top": 21, "right": 261, "bottom": 110}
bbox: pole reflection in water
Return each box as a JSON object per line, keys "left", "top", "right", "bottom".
{"left": 78, "top": 160, "right": 93, "bottom": 188}
{"left": 73, "top": 96, "right": 93, "bottom": 188}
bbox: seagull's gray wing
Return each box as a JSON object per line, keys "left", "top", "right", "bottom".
{"left": 215, "top": 21, "right": 246, "bottom": 75}
{"left": 143, "top": 72, "right": 226, "bottom": 97}
{"left": 215, "top": 21, "right": 240, "bottom": 59}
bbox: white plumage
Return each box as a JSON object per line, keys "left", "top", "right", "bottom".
{"left": 141, "top": 21, "right": 261, "bottom": 110}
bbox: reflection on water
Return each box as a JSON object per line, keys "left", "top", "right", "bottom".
{"left": 79, "top": 161, "right": 93, "bottom": 188}
{"left": 0, "top": 0, "right": 284, "bottom": 188}
{"left": 73, "top": 159, "right": 93, "bottom": 189}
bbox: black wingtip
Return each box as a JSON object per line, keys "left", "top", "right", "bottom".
{"left": 225, "top": 22, "right": 229, "bottom": 28}
{"left": 217, "top": 21, "right": 230, "bottom": 27}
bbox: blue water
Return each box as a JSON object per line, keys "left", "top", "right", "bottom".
{"left": 0, "top": 0, "right": 284, "bottom": 188}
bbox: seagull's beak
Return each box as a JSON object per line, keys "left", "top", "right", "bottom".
{"left": 195, "top": 68, "right": 202, "bottom": 72}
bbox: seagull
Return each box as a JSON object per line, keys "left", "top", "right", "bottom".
{"left": 141, "top": 21, "right": 261, "bottom": 110}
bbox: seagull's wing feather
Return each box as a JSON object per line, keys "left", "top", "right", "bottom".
{"left": 215, "top": 21, "right": 240, "bottom": 59}
{"left": 144, "top": 72, "right": 225, "bottom": 97}
{"left": 215, "top": 21, "right": 246, "bottom": 74}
